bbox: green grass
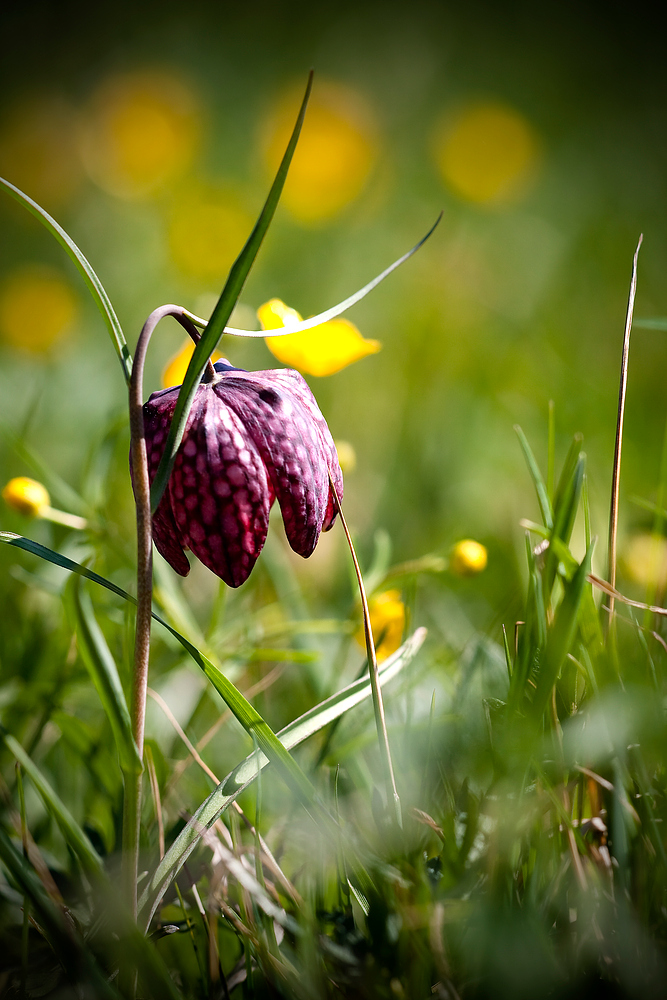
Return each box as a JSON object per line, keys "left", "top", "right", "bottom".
{"left": 2, "top": 101, "right": 667, "bottom": 1000}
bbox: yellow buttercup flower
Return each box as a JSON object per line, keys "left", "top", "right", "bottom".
{"left": 450, "top": 539, "right": 488, "bottom": 576}
{"left": 258, "top": 298, "right": 380, "bottom": 376}
{"left": 0, "top": 267, "right": 78, "bottom": 353}
{"left": 434, "top": 101, "right": 540, "bottom": 205}
{"left": 168, "top": 186, "right": 253, "bottom": 281}
{"left": 262, "top": 81, "right": 378, "bottom": 223}
{"left": 356, "top": 589, "right": 405, "bottom": 663}
{"left": 2, "top": 477, "right": 50, "bottom": 517}
{"left": 79, "top": 70, "right": 200, "bottom": 199}
{"left": 624, "top": 533, "right": 667, "bottom": 590}
{"left": 162, "top": 339, "right": 224, "bottom": 389}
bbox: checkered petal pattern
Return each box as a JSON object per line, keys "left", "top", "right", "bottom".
{"left": 138, "top": 366, "right": 343, "bottom": 588}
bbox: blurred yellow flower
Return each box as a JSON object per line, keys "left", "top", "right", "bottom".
{"left": 624, "top": 533, "right": 667, "bottom": 590}
{"left": 168, "top": 186, "right": 253, "bottom": 281}
{"left": 2, "top": 477, "right": 50, "bottom": 517}
{"left": 434, "top": 101, "right": 540, "bottom": 205}
{"left": 258, "top": 298, "right": 380, "bottom": 376}
{"left": 162, "top": 339, "right": 223, "bottom": 389}
{"left": 450, "top": 539, "right": 488, "bottom": 576}
{"left": 335, "top": 440, "right": 357, "bottom": 474}
{"left": 262, "top": 81, "right": 378, "bottom": 223}
{"left": 0, "top": 95, "right": 83, "bottom": 208}
{"left": 356, "top": 589, "right": 405, "bottom": 663}
{"left": 79, "top": 70, "right": 200, "bottom": 199}
{"left": 0, "top": 267, "right": 78, "bottom": 353}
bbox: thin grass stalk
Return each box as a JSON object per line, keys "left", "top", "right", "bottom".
{"left": 125, "top": 304, "right": 209, "bottom": 920}
{"left": 329, "top": 475, "right": 402, "bottom": 828}
{"left": 607, "top": 235, "right": 643, "bottom": 625}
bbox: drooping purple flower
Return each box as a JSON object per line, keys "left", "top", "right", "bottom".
{"left": 140, "top": 361, "right": 343, "bottom": 588}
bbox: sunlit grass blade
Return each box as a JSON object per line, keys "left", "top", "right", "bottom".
{"left": 532, "top": 539, "right": 595, "bottom": 719}
{"left": 182, "top": 214, "right": 443, "bottom": 338}
{"left": 634, "top": 318, "right": 667, "bottom": 329}
{"left": 515, "top": 424, "right": 553, "bottom": 530}
{"left": 0, "top": 176, "right": 131, "bottom": 383}
{"left": 63, "top": 576, "right": 141, "bottom": 775}
{"left": 149, "top": 73, "right": 313, "bottom": 513}
{"left": 1, "top": 731, "right": 104, "bottom": 877}
{"left": 139, "top": 628, "right": 425, "bottom": 929}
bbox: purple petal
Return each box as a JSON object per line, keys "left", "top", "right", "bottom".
{"left": 213, "top": 369, "right": 338, "bottom": 557}
{"left": 168, "top": 386, "right": 271, "bottom": 588}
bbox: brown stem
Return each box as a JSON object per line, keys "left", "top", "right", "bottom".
{"left": 124, "top": 304, "right": 216, "bottom": 921}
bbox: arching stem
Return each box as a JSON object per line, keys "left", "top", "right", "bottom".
{"left": 124, "top": 304, "right": 214, "bottom": 921}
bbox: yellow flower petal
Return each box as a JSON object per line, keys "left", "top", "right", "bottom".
{"left": 2, "top": 477, "right": 50, "bottom": 517}
{"left": 355, "top": 589, "right": 405, "bottom": 663}
{"left": 450, "top": 539, "right": 488, "bottom": 576}
{"left": 162, "top": 339, "right": 223, "bottom": 389}
{"left": 258, "top": 298, "right": 380, "bottom": 377}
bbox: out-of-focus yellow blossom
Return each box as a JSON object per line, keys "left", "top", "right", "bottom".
{"left": 624, "top": 533, "right": 667, "bottom": 590}
{"left": 0, "top": 95, "right": 83, "bottom": 208}
{"left": 258, "top": 298, "right": 380, "bottom": 376}
{"left": 2, "top": 477, "right": 50, "bottom": 517}
{"left": 168, "top": 186, "right": 253, "bottom": 280}
{"left": 262, "top": 81, "right": 378, "bottom": 223}
{"left": 79, "top": 71, "right": 200, "bottom": 199}
{"left": 335, "top": 440, "right": 357, "bottom": 474}
{"left": 356, "top": 589, "right": 405, "bottom": 663}
{"left": 434, "top": 101, "right": 540, "bottom": 205}
{"left": 450, "top": 539, "right": 488, "bottom": 576}
{"left": 162, "top": 339, "right": 224, "bottom": 389}
{"left": 0, "top": 267, "right": 78, "bottom": 353}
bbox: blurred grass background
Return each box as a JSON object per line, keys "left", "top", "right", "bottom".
{"left": 2, "top": 0, "right": 667, "bottom": 611}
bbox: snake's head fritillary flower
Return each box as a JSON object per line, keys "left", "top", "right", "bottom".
{"left": 141, "top": 361, "right": 343, "bottom": 588}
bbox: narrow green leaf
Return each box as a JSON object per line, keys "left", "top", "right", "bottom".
{"left": 63, "top": 576, "right": 141, "bottom": 775}
{"left": 0, "top": 176, "right": 131, "bottom": 383}
{"left": 1, "top": 731, "right": 103, "bottom": 877}
{"left": 182, "top": 214, "right": 443, "bottom": 339}
{"left": 515, "top": 425, "right": 553, "bottom": 530}
{"left": 532, "top": 539, "right": 595, "bottom": 719}
{"left": 139, "top": 628, "right": 425, "bottom": 928}
{"left": 634, "top": 318, "right": 667, "bottom": 330}
{"left": 150, "top": 73, "right": 313, "bottom": 513}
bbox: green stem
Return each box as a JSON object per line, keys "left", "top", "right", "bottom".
{"left": 329, "top": 476, "right": 402, "bottom": 828}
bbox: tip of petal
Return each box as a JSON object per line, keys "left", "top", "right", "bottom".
{"left": 257, "top": 298, "right": 302, "bottom": 331}
{"left": 262, "top": 302, "right": 382, "bottom": 376}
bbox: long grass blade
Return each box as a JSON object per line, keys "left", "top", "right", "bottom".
{"left": 1, "top": 731, "right": 104, "bottom": 877}
{"left": 0, "top": 176, "right": 131, "bottom": 383}
{"left": 63, "top": 576, "right": 141, "bottom": 775}
{"left": 515, "top": 424, "right": 553, "bottom": 529}
{"left": 139, "top": 628, "right": 425, "bottom": 928}
{"left": 182, "top": 214, "right": 443, "bottom": 338}
{"left": 608, "top": 235, "right": 643, "bottom": 618}
{"left": 149, "top": 73, "right": 313, "bottom": 513}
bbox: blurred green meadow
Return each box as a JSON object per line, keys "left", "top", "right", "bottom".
{"left": 1, "top": 1, "right": 667, "bottom": 996}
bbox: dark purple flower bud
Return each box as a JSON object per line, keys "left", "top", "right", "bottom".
{"left": 140, "top": 366, "right": 343, "bottom": 588}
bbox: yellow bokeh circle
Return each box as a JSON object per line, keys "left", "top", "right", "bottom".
{"left": 0, "top": 267, "right": 78, "bottom": 353}
{"left": 434, "top": 101, "right": 540, "bottom": 205}
{"left": 79, "top": 70, "right": 200, "bottom": 199}
{"left": 262, "top": 81, "right": 378, "bottom": 224}
{"left": 2, "top": 477, "right": 50, "bottom": 517}
{"left": 168, "top": 186, "right": 253, "bottom": 281}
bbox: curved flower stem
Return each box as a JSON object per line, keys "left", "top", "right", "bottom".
{"left": 124, "top": 304, "right": 213, "bottom": 921}
{"left": 329, "top": 474, "right": 402, "bottom": 829}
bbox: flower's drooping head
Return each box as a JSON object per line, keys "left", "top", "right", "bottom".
{"left": 142, "top": 362, "right": 343, "bottom": 587}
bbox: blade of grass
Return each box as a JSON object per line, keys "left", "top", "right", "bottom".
{"left": 149, "top": 73, "right": 313, "bottom": 514}
{"left": 182, "top": 214, "right": 443, "bottom": 338}
{"left": 139, "top": 629, "right": 424, "bottom": 928}
{"left": 1, "top": 731, "right": 103, "bottom": 878}
{"left": 547, "top": 400, "right": 556, "bottom": 502}
{"left": 63, "top": 576, "right": 141, "bottom": 775}
{"left": 0, "top": 177, "right": 131, "bottom": 383}
{"left": 515, "top": 424, "right": 553, "bottom": 529}
{"left": 608, "top": 235, "right": 643, "bottom": 620}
